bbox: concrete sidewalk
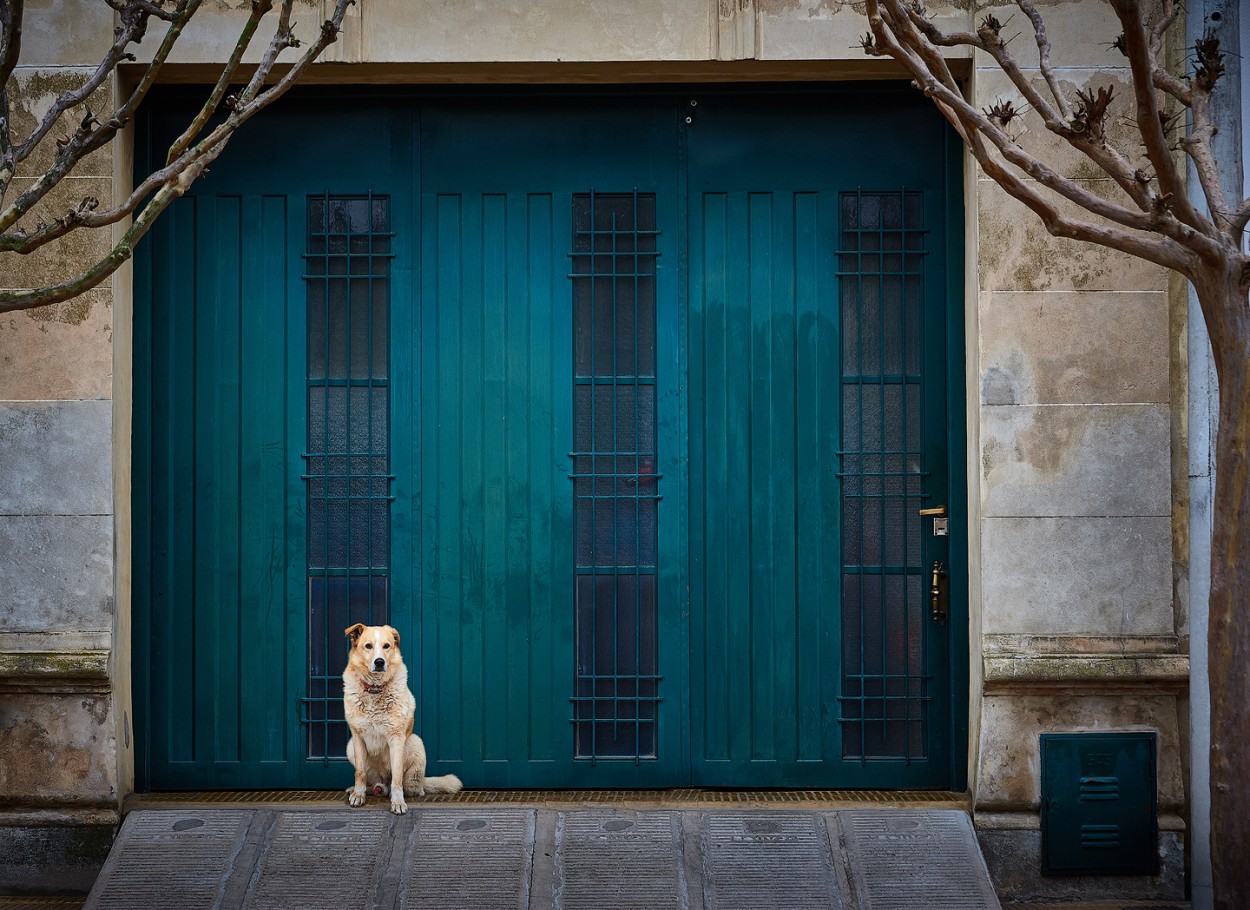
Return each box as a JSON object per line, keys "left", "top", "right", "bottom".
{"left": 78, "top": 804, "right": 1004, "bottom": 909}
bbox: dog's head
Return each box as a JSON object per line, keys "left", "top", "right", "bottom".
{"left": 344, "top": 623, "right": 403, "bottom": 677}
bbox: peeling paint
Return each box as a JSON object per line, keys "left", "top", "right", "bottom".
{"left": 26, "top": 295, "right": 93, "bottom": 327}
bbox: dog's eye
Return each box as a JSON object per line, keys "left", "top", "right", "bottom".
{"left": 384, "top": 643, "right": 391, "bottom": 650}
{"left": 365, "top": 643, "right": 373, "bottom": 650}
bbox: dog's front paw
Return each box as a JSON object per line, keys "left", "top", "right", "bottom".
{"left": 348, "top": 786, "right": 367, "bottom": 808}
{"left": 390, "top": 790, "right": 408, "bottom": 815}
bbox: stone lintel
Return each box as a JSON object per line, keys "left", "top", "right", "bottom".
{"left": 983, "top": 653, "right": 1189, "bottom": 694}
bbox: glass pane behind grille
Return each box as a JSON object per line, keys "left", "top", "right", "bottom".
{"left": 570, "top": 192, "right": 661, "bottom": 760}
{"left": 837, "top": 190, "right": 929, "bottom": 762}
{"left": 302, "top": 194, "right": 394, "bottom": 761}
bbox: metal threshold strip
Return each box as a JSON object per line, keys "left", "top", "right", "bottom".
{"left": 123, "top": 788, "right": 969, "bottom": 813}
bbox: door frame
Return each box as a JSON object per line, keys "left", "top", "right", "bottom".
{"left": 131, "top": 84, "right": 967, "bottom": 792}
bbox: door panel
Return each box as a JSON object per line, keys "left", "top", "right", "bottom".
{"left": 688, "top": 188, "right": 842, "bottom": 782}
{"left": 414, "top": 102, "right": 685, "bottom": 787}
{"left": 135, "top": 100, "right": 413, "bottom": 789}
{"left": 140, "top": 192, "right": 303, "bottom": 787}
{"left": 685, "top": 95, "right": 954, "bottom": 787}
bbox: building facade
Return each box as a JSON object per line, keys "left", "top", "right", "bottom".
{"left": 1, "top": 0, "right": 1198, "bottom": 900}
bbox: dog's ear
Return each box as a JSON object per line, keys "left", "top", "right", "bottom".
{"left": 344, "top": 623, "right": 366, "bottom": 646}
{"left": 388, "top": 626, "right": 400, "bottom": 649}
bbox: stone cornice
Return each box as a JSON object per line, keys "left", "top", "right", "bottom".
{"left": 983, "top": 652, "right": 1189, "bottom": 694}
{"left": 0, "top": 649, "right": 111, "bottom": 694}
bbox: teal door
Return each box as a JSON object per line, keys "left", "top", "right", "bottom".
{"left": 411, "top": 99, "right": 686, "bottom": 787}
{"left": 134, "top": 89, "right": 964, "bottom": 792}
{"left": 685, "top": 94, "right": 960, "bottom": 787}
{"left": 133, "top": 99, "right": 417, "bottom": 788}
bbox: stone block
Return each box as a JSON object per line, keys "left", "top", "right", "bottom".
{"left": 980, "top": 404, "right": 1171, "bottom": 517}
{"left": 977, "top": 180, "right": 1170, "bottom": 292}
{"left": 756, "top": 1, "right": 885, "bottom": 62}
{"left": 976, "top": 693, "right": 1185, "bottom": 813}
{"left": 6, "top": 68, "right": 115, "bottom": 178}
{"left": 11, "top": 1, "right": 117, "bottom": 67}
{"left": 0, "top": 823, "right": 116, "bottom": 895}
{"left": 981, "top": 516, "right": 1172, "bottom": 636}
{"left": 972, "top": 69, "right": 1140, "bottom": 182}
{"left": 0, "top": 288, "right": 113, "bottom": 401}
{"left": 140, "top": 0, "right": 714, "bottom": 64}
{"left": 0, "top": 516, "right": 113, "bottom": 634}
{"left": 0, "top": 692, "right": 118, "bottom": 805}
{"left": 975, "top": 0, "right": 1127, "bottom": 70}
{"left": 0, "top": 401, "right": 112, "bottom": 515}
{"left": 979, "top": 290, "right": 1169, "bottom": 406}
{"left": 977, "top": 827, "right": 1184, "bottom": 903}
{"left": 757, "top": 0, "right": 973, "bottom": 62}
{"left": 0, "top": 176, "right": 115, "bottom": 295}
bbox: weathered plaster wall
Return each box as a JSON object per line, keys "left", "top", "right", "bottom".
{"left": 1, "top": 0, "right": 1186, "bottom": 899}
{"left": 0, "top": 0, "right": 122, "bottom": 894}
{"left": 969, "top": 1, "right": 1186, "bottom": 899}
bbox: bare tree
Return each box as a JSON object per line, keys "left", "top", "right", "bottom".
{"left": 0, "top": 0, "right": 354, "bottom": 313}
{"left": 861, "top": 0, "right": 1247, "bottom": 905}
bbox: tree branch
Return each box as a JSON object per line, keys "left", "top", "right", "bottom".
{"left": 0, "top": 0, "right": 25, "bottom": 203}
{"left": 0, "top": 0, "right": 355, "bottom": 310}
{"left": 1138, "top": 0, "right": 1190, "bottom": 104}
{"left": 15, "top": 0, "right": 159, "bottom": 161}
{"left": 0, "top": 0, "right": 22, "bottom": 90}
{"left": 0, "top": 0, "right": 203, "bottom": 234}
{"left": 1016, "top": 0, "right": 1073, "bottom": 121}
{"left": 881, "top": 0, "right": 1162, "bottom": 226}
{"left": 1184, "top": 29, "right": 1235, "bottom": 236}
{"left": 969, "top": 112, "right": 1196, "bottom": 277}
{"left": 0, "top": 139, "right": 226, "bottom": 314}
{"left": 1231, "top": 198, "right": 1250, "bottom": 241}
{"left": 1107, "top": 0, "right": 1206, "bottom": 234}
{"left": 165, "top": 0, "right": 271, "bottom": 165}
{"left": 865, "top": 0, "right": 1220, "bottom": 263}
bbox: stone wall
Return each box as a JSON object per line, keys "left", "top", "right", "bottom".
{"left": 968, "top": 2, "right": 1187, "bottom": 899}
{"left": 0, "top": 1, "right": 123, "bottom": 894}
{"left": 0, "top": 0, "right": 1188, "bottom": 898}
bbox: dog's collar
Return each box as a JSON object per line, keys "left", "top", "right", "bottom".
{"left": 360, "top": 676, "right": 389, "bottom": 695}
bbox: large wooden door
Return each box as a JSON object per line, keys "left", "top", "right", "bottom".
{"left": 685, "top": 93, "right": 960, "bottom": 787}
{"left": 134, "top": 89, "right": 964, "bottom": 792}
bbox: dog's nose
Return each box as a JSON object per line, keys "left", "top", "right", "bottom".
{"left": 373, "top": 658, "right": 385, "bottom": 671}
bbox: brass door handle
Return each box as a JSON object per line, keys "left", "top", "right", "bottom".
{"left": 920, "top": 504, "right": 949, "bottom": 535}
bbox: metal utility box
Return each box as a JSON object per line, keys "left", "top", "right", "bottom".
{"left": 1040, "top": 732, "right": 1158, "bottom": 875}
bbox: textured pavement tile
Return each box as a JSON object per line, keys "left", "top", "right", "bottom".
{"left": 839, "top": 810, "right": 1002, "bottom": 909}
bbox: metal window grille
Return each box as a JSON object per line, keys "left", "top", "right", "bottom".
{"left": 300, "top": 193, "right": 395, "bottom": 761}
{"left": 569, "top": 191, "right": 662, "bottom": 761}
{"left": 835, "top": 189, "right": 932, "bottom": 761}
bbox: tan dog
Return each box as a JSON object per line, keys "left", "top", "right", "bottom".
{"left": 342, "top": 623, "right": 463, "bottom": 813}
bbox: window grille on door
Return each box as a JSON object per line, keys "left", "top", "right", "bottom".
{"left": 569, "top": 191, "right": 662, "bottom": 761}
{"left": 300, "top": 193, "right": 394, "bottom": 761}
{"left": 836, "top": 189, "right": 931, "bottom": 761}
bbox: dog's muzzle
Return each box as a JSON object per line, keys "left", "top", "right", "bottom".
{"left": 373, "top": 658, "right": 386, "bottom": 672}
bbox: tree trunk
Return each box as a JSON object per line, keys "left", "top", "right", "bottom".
{"left": 1204, "top": 274, "right": 1250, "bottom": 910}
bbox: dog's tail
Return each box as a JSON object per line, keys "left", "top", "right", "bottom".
{"left": 424, "top": 774, "right": 463, "bottom": 795}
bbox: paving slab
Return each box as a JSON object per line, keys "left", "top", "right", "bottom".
{"left": 839, "top": 810, "right": 1002, "bottom": 910}
{"left": 83, "top": 807, "right": 1002, "bottom": 910}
